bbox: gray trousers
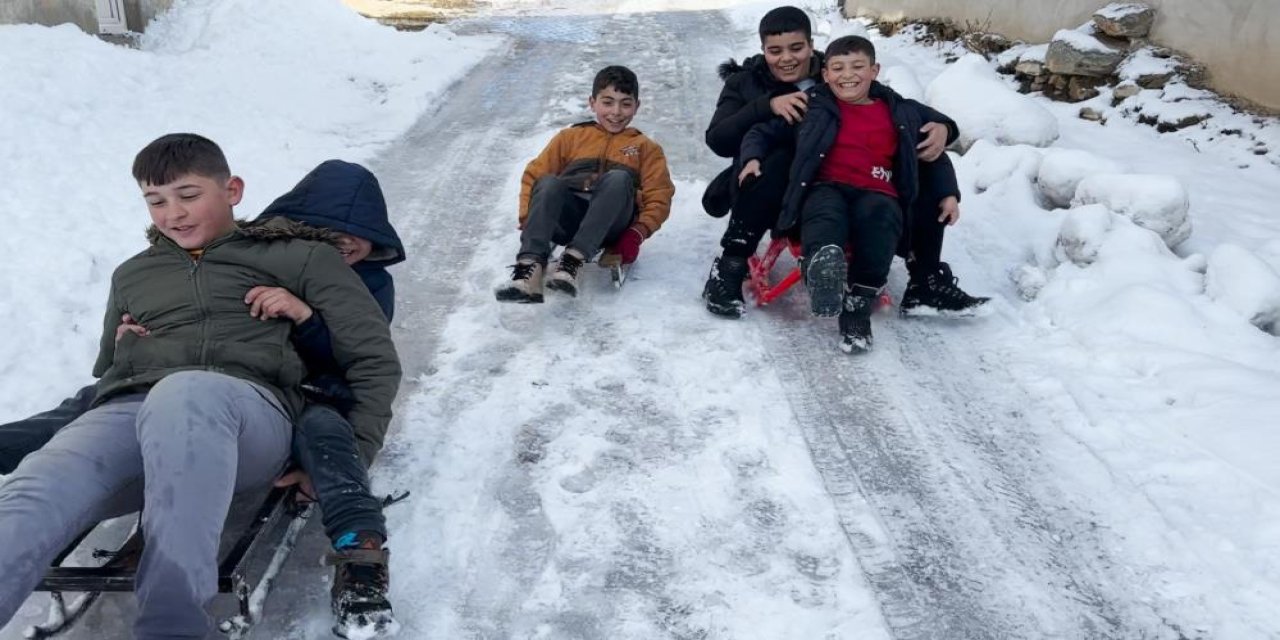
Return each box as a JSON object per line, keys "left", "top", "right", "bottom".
{"left": 0, "top": 371, "right": 292, "bottom": 640}
{"left": 518, "top": 170, "right": 635, "bottom": 262}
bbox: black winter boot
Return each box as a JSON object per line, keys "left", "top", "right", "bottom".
{"left": 805, "top": 244, "right": 846, "bottom": 318}
{"left": 901, "top": 262, "right": 991, "bottom": 317}
{"left": 328, "top": 532, "right": 397, "bottom": 638}
{"left": 703, "top": 254, "right": 749, "bottom": 318}
{"left": 839, "top": 284, "right": 878, "bottom": 353}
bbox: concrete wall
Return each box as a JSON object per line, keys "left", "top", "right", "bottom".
{"left": 0, "top": 1, "right": 98, "bottom": 32}
{"left": 0, "top": 0, "right": 175, "bottom": 33}
{"left": 844, "top": 0, "right": 1280, "bottom": 111}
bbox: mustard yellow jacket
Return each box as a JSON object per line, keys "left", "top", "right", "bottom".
{"left": 519, "top": 122, "right": 676, "bottom": 237}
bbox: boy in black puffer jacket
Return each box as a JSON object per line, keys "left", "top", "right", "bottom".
{"left": 739, "top": 36, "right": 961, "bottom": 352}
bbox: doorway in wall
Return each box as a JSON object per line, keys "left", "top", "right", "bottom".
{"left": 95, "top": 0, "right": 128, "bottom": 34}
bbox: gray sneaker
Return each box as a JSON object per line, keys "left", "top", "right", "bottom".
{"left": 495, "top": 260, "right": 544, "bottom": 303}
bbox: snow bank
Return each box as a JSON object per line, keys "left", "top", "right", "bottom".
{"left": 1036, "top": 148, "right": 1125, "bottom": 208}
{"left": 1205, "top": 244, "right": 1280, "bottom": 335}
{"left": 1072, "top": 174, "right": 1191, "bottom": 248}
{"left": 0, "top": 0, "right": 498, "bottom": 418}
{"left": 925, "top": 54, "right": 1059, "bottom": 151}
{"left": 819, "top": 9, "right": 871, "bottom": 42}
{"left": 879, "top": 64, "right": 925, "bottom": 102}
{"left": 1055, "top": 203, "right": 1113, "bottom": 266}
{"left": 963, "top": 140, "right": 1044, "bottom": 197}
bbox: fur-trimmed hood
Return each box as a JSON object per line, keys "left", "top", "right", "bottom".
{"left": 144, "top": 217, "right": 342, "bottom": 247}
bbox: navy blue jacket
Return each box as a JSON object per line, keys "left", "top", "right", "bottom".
{"left": 258, "top": 160, "right": 405, "bottom": 413}
{"left": 741, "top": 81, "right": 960, "bottom": 235}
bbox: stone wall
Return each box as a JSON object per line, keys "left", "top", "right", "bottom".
{"left": 843, "top": 0, "right": 1280, "bottom": 111}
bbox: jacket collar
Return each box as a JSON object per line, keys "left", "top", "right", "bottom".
{"left": 571, "top": 120, "right": 643, "bottom": 136}
{"left": 145, "top": 218, "right": 341, "bottom": 252}
{"left": 807, "top": 80, "right": 904, "bottom": 110}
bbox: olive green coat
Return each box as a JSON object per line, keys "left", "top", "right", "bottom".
{"left": 93, "top": 219, "right": 401, "bottom": 466}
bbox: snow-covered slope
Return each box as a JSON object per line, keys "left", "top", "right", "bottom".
{"left": 1, "top": 1, "right": 1278, "bottom": 638}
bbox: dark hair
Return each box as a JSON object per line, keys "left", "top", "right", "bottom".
{"left": 592, "top": 65, "right": 639, "bottom": 99}
{"left": 758, "top": 6, "right": 811, "bottom": 41}
{"left": 132, "top": 133, "right": 231, "bottom": 185}
{"left": 825, "top": 35, "right": 877, "bottom": 64}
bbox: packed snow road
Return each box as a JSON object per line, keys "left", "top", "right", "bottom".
{"left": 4, "top": 3, "right": 1277, "bottom": 639}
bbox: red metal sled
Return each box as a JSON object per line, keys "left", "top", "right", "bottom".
{"left": 746, "top": 236, "right": 893, "bottom": 309}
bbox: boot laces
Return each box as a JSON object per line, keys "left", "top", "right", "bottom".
{"left": 510, "top": 261, "right": 538, "bottom": 281}
{"left": 558, "top": 252, "right": 584, "bottom": 278}
{"left": 927, "top": 264, "right": 974, "bottom": 303}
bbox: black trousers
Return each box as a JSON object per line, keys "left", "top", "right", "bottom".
{"left": 719, "top": 148, "right": 794, "bottom": 259}
{"left": 907, "top": 185, "right": 947, "bottom": 278}
{"left": 800, "top": 183, "right": 903, "bottom": 289}
{"left": 0, "top": 384, "right": 95, "bottom": 474}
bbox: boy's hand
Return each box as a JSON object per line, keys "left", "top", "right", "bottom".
{"left": 770, "top": 91, "right": 808, "bottom": 124}
{"left": 612, "top": 225, "right": 646, "bottom": 264}
{"left": 245, "top": 286, "right": 314, "bottom": 325}
{"left": 917, "top": 122, "right": 949, "bottom": 161}
{"left": 115, "top": 313, "right": 150, "bottom": 343}
{"left": 938, "top": 196, "right": 960, "bottom": 225}
{"left": 738, "top": 159, "right": 762, "bottom": 186}
{"left": 274, "top": 469, "right": 316, "bottom": 504}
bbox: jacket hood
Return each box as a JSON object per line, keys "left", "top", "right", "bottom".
{"left": 145, "top": 217, "right": 342, "bottom": 247}
{"left": 257, "top": 160, "right": 405, "bottom": 266}
{"left": 718, "top": 51, "right": 825, "bottom": 83}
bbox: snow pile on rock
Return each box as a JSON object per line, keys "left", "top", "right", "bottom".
{"left": 1054, "top": 204, "right": 1113, "bottom": 266}
{"left": 880, "top": 64, "right": 925, "bottom": 102}
{"left": 926, "top": 54, "right": 1059, "bottom": 151}
{"left": 1071, "top": 174, "right": 1191, "bottom": 248}
{"left": 1036, "top": 148, "right": 1126, "bottom": 208}
{"left": 1205, "top": 244, "right": 1280, "bottom": 335}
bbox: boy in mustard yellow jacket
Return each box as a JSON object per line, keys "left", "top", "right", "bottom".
{"left": 496, "top": 65, "right": 676, "bottom": 302}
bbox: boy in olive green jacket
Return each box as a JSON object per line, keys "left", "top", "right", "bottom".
{"left": 0, "top": 133, "right": 400, "bottom": 639}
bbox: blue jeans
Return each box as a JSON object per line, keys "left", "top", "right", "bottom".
{"left": 293, "top": 403, "right": 387, "bottom": 542}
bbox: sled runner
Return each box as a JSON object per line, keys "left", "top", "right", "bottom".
{"left": 597, "top": 251, "right": 630, "bottom": 288}
{"left": 747, "top": 236, "right": 892, "bottom": 309}
{"left": 30, "top": 486, "right": 312, "bottom": 640}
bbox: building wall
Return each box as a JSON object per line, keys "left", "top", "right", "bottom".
{"left": 0, "top": 0, "right": 175, "bottom": 33}
{"left": 844, "top": 0, "right": 1280, "bottom": 110}
{"left": 0, "top": 1, "right": 98, "bottom": 32}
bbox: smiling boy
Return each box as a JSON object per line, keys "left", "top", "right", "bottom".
{"left": 495, "top": 65, "right": 675, "bottom": 301}
{"left": 0, "top": 134, "right": 400, "bottom": 639}
{"left": 701, "top": 7, "right": 988, "bottom": 320}
{"left": 739, "top": 36, "right": 962, "bottom": 352}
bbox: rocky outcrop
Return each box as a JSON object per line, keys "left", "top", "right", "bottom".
{"left": 1045, "top": 28, "right": 1127, "bottom": 77}
{"left": 1093, "top": 2, "right": 1155, "bottom": 38}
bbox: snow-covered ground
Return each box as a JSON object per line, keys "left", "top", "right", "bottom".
{"left": 2, "top": 0, "right": 1279, "bottom": 638}
{"left": 0, "top": 0, "right": 500, "bottom": 413}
